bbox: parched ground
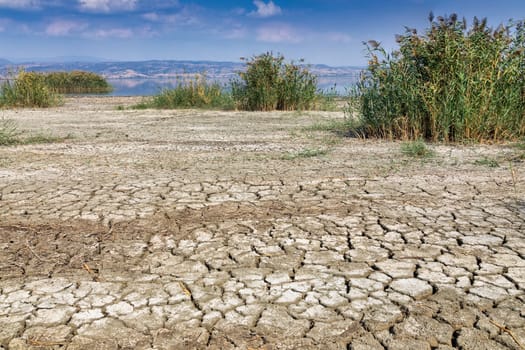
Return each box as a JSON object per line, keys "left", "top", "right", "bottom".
{"left": 0, "top": 96, "right": 524, "bottom": 349}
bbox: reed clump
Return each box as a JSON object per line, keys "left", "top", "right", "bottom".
{"left": 43, "top": 71, "right": 112, "bottom": 94}
{"left": 1, "top": 70, "right": 111, "bottom": 108}
{"left": 353, "top": 14, "right": 525, "bottom": 142}
{"left": 0, "top": 70, "right": 62, "bottom": 108}
{"left": 231, "top": 52, "right": 317, "bottom": 111}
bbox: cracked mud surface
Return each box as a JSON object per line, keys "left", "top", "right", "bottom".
{"left": 1, "top": 96, "right": 524, "bottom": 349}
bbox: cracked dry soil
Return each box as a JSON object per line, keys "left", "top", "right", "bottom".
{"left": 0, "top": 96, "right": 524, "bottom": 349}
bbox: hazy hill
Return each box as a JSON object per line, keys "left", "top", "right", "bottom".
{"left": 0, "top": 59, "right": 362, "bottom": 80}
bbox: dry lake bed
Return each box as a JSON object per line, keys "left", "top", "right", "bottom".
{"left": 0, "top": 96, "right": 524, "bottom": 349}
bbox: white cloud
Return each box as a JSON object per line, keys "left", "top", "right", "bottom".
{"left": 250, "top": 0, "right": 281, "bottom": 18}
{"left": 88, "top": 27, "right": 134, "bottom": 38}
{"left": 257, "top": 24, "right": 301, "bottom": 43}
{"left": 142, "top": 9, "right": 199, "bottom": 26}
{"left": 223, "top": 27, "right": 247, "bottom": 39}
{"left": 46, "top": 20, "right": 87, "bottom": 36}
{"left": 79, "top": 0, "right": 137, "bottom": 12}
{"left": 326, "top": 32, "right": 352, "bottom": 43}
{"left": 0, "top": 19, "right": 7, "bottom": 32}
{"left": 0, "top": 0, "right": 39, "bottom": 9}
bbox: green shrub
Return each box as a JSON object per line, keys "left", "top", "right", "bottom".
{"left": 43, "top": 71, "right": 112, "bottom": 94}
{"left": 137, "top": 75, "right": 233, "bottom": 110}
{"left": 353, "top": 14, "right": 525, "bottom": 142}
{"left": 231, "top": 52, "right": 317, "bottom": 111}
{"left": 0, "top": 70, "right": 62, "bottom": 108}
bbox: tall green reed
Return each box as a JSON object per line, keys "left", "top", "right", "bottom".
{"left": 0, "top": 70, "right": 62, "bottom": 108}
{"left": 353, "top": 14, "right": 525, "bottom": 142}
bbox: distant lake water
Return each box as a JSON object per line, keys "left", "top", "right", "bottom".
{"left": 106, "top": 74, "right": 360, "bottom": 96}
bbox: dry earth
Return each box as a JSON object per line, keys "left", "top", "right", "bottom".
{"left": 0, "top": 96, "right": 524, "bottom": 349}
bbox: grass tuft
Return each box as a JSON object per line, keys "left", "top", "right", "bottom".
{"left": 0, "top": 118, "right": 71, "bottom": 146}
{"left": 474, "top": 157, "right": 500, "bottom": 167}
{"left": 0, "top": 118, "right": 19, "bottom": 145}
{"left": 282, "top": 148, "right": 328, "bottom": 160}
{"left": 401, "top": 139, "right": 434, "bottom": 158}
{"left": 133, "top": 75, "right": 234, "bottom": 110}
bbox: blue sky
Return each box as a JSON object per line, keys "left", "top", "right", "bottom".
{"left": 1, "top": 0, "right": 524, "bottom": 66}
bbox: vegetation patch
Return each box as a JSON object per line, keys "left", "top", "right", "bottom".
{"left": 0, "top": 118, "right": 19, "bottom": 145}
{"left": 352, "top": 14, "right": 525, "bottom": 142}
{"left": 231, "top": 52, "right": 318, "bottom": 111}
{"left": 135, "top": 53, "right": 338, "bottom": 112}
{"left": 474, "top": 157, "right": 500, "bottom": 167}
{"left": 0, "top": 70, "right": 112, "bottom": 108}
{"left": 43, "top": 71, "right": 112, "bottom": 94}
{"left": 400, "top": 139, "right": 435, "bottom": 158}
{"left": 303, "top": 119, "right": 362, "bottom": 137}
{"left": 0, "top": 71, "right": 62, "bottom": 108}
{"left": 0, "top": 118, "right": 71, "bottom": 146}
{"left": 134, "top": 75, "right": 234, "bottom": 110}
{"left": 282, "top": 148, "right": 328, "bottom": 160}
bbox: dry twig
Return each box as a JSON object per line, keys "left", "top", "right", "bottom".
{"left": 82, "top": 263, "right": 100, "bottom": 281}
{"left": 24, "top": 240, "right": 51, "bottom": 262}
{"left": 179, "top": 281, "right": 191, "bottom": 296}
{"left": 490, "top": 319, "right": 525, "bottom": 350}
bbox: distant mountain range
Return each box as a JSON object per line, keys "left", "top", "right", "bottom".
{"left": 0, "top": 58, "right": 363, "bottom": 80}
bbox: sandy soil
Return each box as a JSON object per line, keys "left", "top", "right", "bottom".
{"left": 0, "top": 96, "right": 524, "bottom": 349}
